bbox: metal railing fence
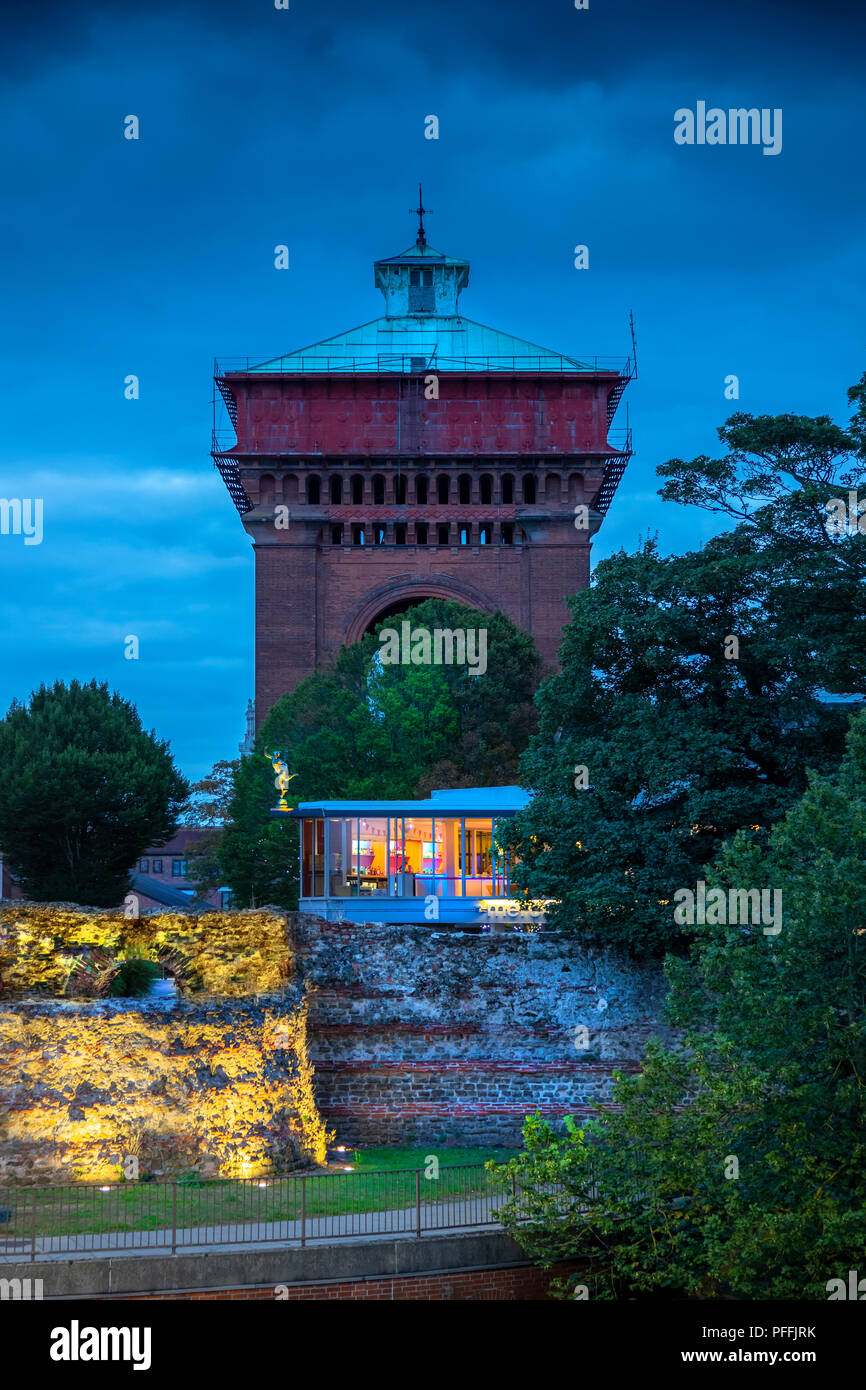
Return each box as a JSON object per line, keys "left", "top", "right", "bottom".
{"left": 0, "top": 1162, "right": 545, "bottom": 1263}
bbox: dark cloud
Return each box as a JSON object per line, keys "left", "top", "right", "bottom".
{"left": 4, "top": 0, "right": 864, "bottom": 84}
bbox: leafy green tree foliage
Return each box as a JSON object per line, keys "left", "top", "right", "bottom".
{"left": 0, "top": 680, "right": 188, "bottom": 907}
{"left": 217, "top": 599, "right": 542, "bottom": 907}
{"left": 492, "top": 712, "right": 866, "bottom": 1299}
{"left": 505, "top": 384, "right": 866, "bottom": 954}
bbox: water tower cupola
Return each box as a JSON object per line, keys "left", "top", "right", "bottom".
{"left": 373, "top": 186, "right": 469, "bottom": 318}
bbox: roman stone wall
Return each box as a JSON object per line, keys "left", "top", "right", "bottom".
{"left": 291, "top": 915, "right": 672, "bottom": 1148}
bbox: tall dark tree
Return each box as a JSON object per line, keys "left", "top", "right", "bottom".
{"left": 505, "top": 380, "right": 866, "bottom": 955}
{"left": 492, "top": 710, "right": 866, "bottom": 1300}
{"left": 0, "top": 680, "right": 188, "bottom": 907}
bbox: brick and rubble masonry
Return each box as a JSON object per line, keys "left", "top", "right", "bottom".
{"left": 290, "top": 914, "right": 673, "bottom": 1148}
{"left": 0, "top": 987, "right": 326, "bottom": 1182}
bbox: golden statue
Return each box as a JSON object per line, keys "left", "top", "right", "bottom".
{"left": 266, "top": 749, "right": 298, "bottom": 811}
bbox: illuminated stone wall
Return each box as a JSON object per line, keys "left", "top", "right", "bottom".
{"left": 0, "top": 902, "right": 291, "bottom": 997}
{"left": 0, "top": 991, "right": 330, "bottom": 1183}
{"left": 0, "top": 903, "right": 330, "bottom": 1183}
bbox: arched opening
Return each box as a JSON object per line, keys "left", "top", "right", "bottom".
{"left": 307, "top": 475, "right": 321, "bottom": 505}
{"left": 351, "top": 475, "right": 364, "bottom": 505}
{"left": 437, "top": 522, "right": 450, "bottom": 545}
{"left": 437, "top": 475, "right": 450, "bottom": 504}
{"left": 345, "top": 575, "right": 498, "bottom": 646}
{"left": 416, "top": 475, "right": 429, "bottom": 505}
{"left": 480, "top": 474, "right": 493, "bottom": 505}
{"left": 522, "top": 475, "right": 536, "bottom": 504}
{"left": 544, "top": 473, "right": 561, "bottom": 503}
{"left": 260, "top": 474, "right": 275, "bottom": 505}
{"left": 501, "top": 474, "right": 514, "bottom": 504}
{"left": 283, "top": 474, "right": 298, "bottom": 504}
{"left": 479, "top": 524, "right": 491, "bottom": 545}
{"left": 372, "top": 475, "right": 386, "bottom": 505}
{"left": 394, "top": 475, "right": 407, "bottom": 505}
{"left": 458, "top": 474, "right": 472, "bottom": 504}
{"left": 395, "top": 523, "right": 407, "bottom": 545}
{"left": 416, "top": 521, "right": 429, "bottom": 544}
{"left": 330, "top": 475, "right": 342, "bottom": 504}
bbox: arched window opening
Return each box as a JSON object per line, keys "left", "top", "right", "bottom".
{"left": 416, "top": 475, "right": 429, "bottom": 505}
{"left": 437, "top": 475, "right": 450, "bottom": 504}
{"left": 372, "top": 475, "right": 386, "bottom": 505}
{"left": 480, "top": 474, "right": 493, "bottom": 505}
{"left": 394, "top": 475, "right": 407, "bottom": 505}
{"left": 307, "top": 475, "right": 321, "bottom": 505}
{"left": 522, "top": 475, "right": 536, "bottom": 503}
{"left": 416, "top": 521, "right": 429, "bottom": 545}
{"left": 352, "top": 524, "right": 365, "bottom": 546}
{"left": 351, "top": 475, "right": 364, "bottom": 505}
{"left": 437, "top": 523, "right": 450, "bottom": 545}
{"left": 458, "top": 474, "right": 472, "bottom": 504}
{"left": 330, "top": 475, "right": 342, "bottom": 504}
{"left": 501, "top": 474, "right": 514, "bottom": 504}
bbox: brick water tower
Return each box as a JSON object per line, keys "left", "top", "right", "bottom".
{"left": 213, "top": 197, "right": 633, "bottom": 725}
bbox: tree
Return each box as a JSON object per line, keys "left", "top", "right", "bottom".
{"left": 0, "top": 680, "right": 188, "bottom": 907}
{"left": 181, "top": 759, "right": 237, "bottom": 827}
{"left": 492, "top": 710, "right": 866, "bottom": 1300}
{"left": 217, "top": 599, "right": 542, "bottom": 906}
{"left": 505, "top": 381, "right": 866, "bottom": 954}
{"left": 181, "top": 758, "right": 238, "bottom": 902}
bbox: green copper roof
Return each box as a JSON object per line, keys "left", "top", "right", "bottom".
{"left": 248, "top": 314, "right": 595, "bottom": 374}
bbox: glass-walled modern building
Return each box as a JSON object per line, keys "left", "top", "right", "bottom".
{"left": 273, "top": 786, "right": 534, "bottom": 925}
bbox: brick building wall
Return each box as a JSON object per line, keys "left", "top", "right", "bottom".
{"left": 225, "top": 372, "right": 623, "bottom": 720}
{"left": 131, "top": 1261, "right": 578, "bottom": 1301}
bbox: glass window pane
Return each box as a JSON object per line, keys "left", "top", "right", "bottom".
{"left": 327, "top": 818, "right": 354, "bottom": 897}
{"left": 388, "top": 818, "right": 406, "bottom": 895}
{"left": 312, "top": 819, "right": 325, "bottom": 896}
{"left": 405, "top": 816, "right": 464, "bottom": 896}
{"left": 354, "top": 816, "right": 388, "bottom": 895}
{"left": 301, "top": 819, "right": 313, "bottom": 897}
{"left": 464, "top": 817, "right": 495, "bottom": 896}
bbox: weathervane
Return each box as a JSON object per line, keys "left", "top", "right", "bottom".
{"left": 410, "top": 183, "right": 432, "bottom": 248}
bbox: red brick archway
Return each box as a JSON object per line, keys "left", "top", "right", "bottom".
{"left": 344, "top": 577, "right": 498, "bottom": 646}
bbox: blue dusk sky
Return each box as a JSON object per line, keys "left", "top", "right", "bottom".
{"left": 1, "top": 0, "right": 864, "bottom": 781}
